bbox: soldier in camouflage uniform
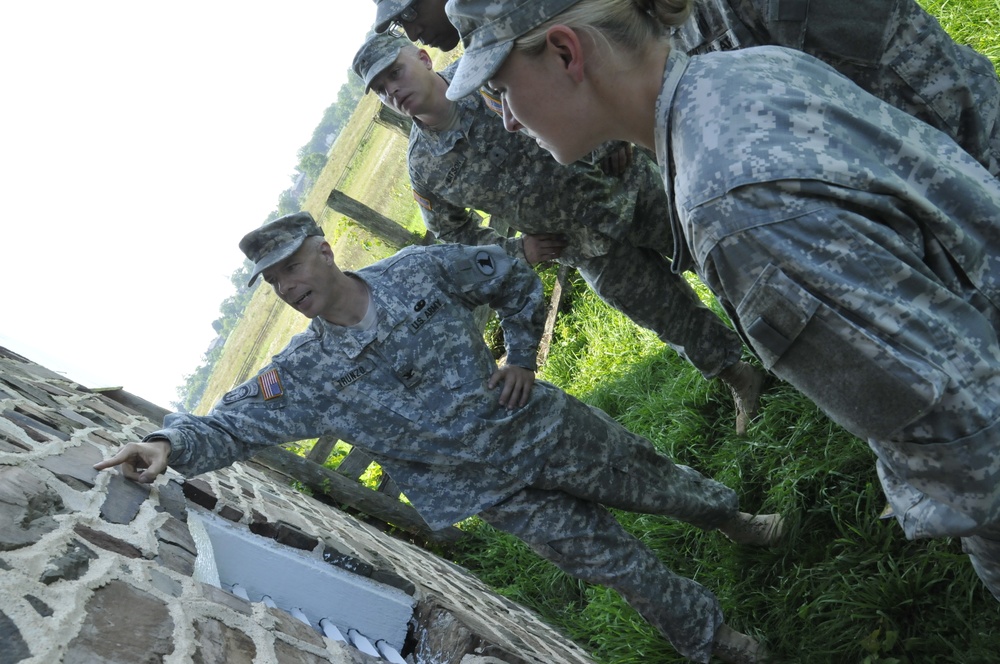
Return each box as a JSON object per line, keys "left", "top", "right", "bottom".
{"left": 444, "top": 0, "right": 1000, "bottom": 618}
{"left": 352, "top": 32, "right": 765, "bottom": 435}
{"left": 673, "top": 0, "right": 1000, "bottom": 178}
{"left": 95, "top": 211, "right": 784, "bottom": 663}
{"left": 372, "top": 0, "right": 1000, "bottom": 177}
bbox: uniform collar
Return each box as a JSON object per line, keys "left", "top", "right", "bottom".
{"left": 653, "top": 48, "right": 696, "bottom": 274}
{"left": 312, "top": 272, "right": 423, "bottom": 358}
{"left": 411, "top": 66, "right": 480, "bottom": 157}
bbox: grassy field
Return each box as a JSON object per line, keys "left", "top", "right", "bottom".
{"left": 451, "top": 282, "right": 1000, "bottom": 663}
{"left": 194, "top": 8, "right": 1000, "bottom": 663}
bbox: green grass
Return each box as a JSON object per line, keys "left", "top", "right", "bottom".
{"left": 449, "top": 288, "right": 1000, "bottom": 663}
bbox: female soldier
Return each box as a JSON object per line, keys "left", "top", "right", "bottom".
{"left": 443, "top": 0, "right": 1000, "bottom": 626}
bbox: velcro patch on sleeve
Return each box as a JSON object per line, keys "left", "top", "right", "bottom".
{"left": 413, "top": 189, "right": 432, "bottom": 211}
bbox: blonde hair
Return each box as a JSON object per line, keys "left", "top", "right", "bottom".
{"left": 514, "top": 0, "right": 692, "bottom": 55}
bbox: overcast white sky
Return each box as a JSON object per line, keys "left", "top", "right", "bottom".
{"left": 0, "top": 2, "right": 374, "bottom": 408}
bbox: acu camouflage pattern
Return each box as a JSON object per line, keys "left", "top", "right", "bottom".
{"left": 372, "top": 0, "right": 413, "bottom": 33}
{"left": 239, "top": 211, "right": 325, "bottom": 287}
{"left": 654, "top": 45, "right": 1000, "bottom": 596}
{"left": 444, "top": 0, "right": 581, "bottom": 100}
{"left": 409, "top": 61, "right": 743, "bottom": 378}
{"left": 352, "top": 33, "right": 411, "bottom": 92}
{"left": 673, "top": 0, "right": 1000, "bottom": 177}
{"left": 148, "top": 242, "right": 741, "bottom": 661}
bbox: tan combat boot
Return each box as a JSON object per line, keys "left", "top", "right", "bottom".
{"left": 719, "top": 512, "right": 785, "bottom": 547}
{"left": 712, "top": 623, "right": 769, "bottom": 663}
{"left": 717, "top": 361, "right": 765, "bottom": 435}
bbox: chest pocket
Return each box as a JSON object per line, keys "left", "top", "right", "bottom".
{"left": 399, "top": 298, "right": 489, "bottom": 390}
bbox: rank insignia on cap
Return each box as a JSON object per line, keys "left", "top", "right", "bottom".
{"left": 413, "top": 189, "right": 432, "bottom": 211}
{"left": 258, "top": 368, "right": 284, "bottom": 400}
{"left": 479, "top": 88, "right": 503, "bottom": 117}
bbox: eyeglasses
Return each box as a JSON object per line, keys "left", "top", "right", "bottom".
{"left": 390, "top": 3, "right": 418, "bottom": 30}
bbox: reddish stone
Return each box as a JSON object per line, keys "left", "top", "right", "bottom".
{"left": 73, "top": 525, "right": 142, "bottom": 559}
{"left": 0, "top": 374, "right": 58, "bottom": 407}
{"left": 64, "top": 581, "right": 174, "bottom": 664}
{"left": 199, "top": 583, "right": 252, "bottom": 615}
{"left": 86, "top": 429, "right": 125, "bottom": 447}
{"left": 2, "top": 410, "right": 57, "bottom": 443}
{"left": 0, "top": 430, "right": 31, "bottom": 452}
{"left": 156, "top": 516, "right": 196, "bottom": 556}
{"left": 155, "top": 541, "right": 195, "bottom": 576}
{"left": 192, "top": 617, "right": 256, "bottom": 664}
{"left": 10, "top": 404, "right": 73, "bottom": 438}
{"left": 218, "top": 504, "right": 245, "bottom": 523}
{"left": 182, "top": 478, "right": 218, "bottom": 510}
{"left": 267, "top": 605, "right": 326, "bottom": 648}
{"left": 274, "top": 521, "right": 319, "bottom": 551}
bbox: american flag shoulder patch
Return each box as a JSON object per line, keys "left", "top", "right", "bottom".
{"left": 479, "top": 88, "right": 503, "bottom": 117}
{"left": 413, "top": 189, "right": 432, "bottom": 211}
{"left": 258, "top": 368, "right": 284, "bottom": 400}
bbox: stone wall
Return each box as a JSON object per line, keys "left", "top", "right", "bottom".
{"left": 0, "top": 346, "right": 596, "bottom": 664}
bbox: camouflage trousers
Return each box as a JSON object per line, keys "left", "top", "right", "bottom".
{"left": 571, "top": 173, "right": 745, "bottom": 380}
{"left": 480, "top": 394, "right": 739, "bottom": 663}
{"left": 683, "top": 0, "right": 1000, "bottom": 177}
{"left": 696, "top": 197, "right": 1000, "bottom": 600}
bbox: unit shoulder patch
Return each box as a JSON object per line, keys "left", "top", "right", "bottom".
{"left": 474, "top": 250, "right": 496, "bottom": 276}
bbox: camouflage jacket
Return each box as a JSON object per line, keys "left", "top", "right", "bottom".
{"left": 153, "top": 243, "right": 571, "bottom": 530}
{"left": 655, "top": 46, "right": 1000, "bottom": 537}
{"left": 655, "top": 46, "right": 1000, "bottom": 310}
{"left": 407, "top": 63, "right": 661, "bottom": 264}
{"left": 671, "top": 0, "right": 1000, "bottom": 176}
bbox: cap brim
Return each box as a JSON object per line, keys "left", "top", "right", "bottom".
{"left": 374, "top": 1, "right": 403, "bottom": 33}
{"left": 363, "top": 49, "right": 403, "bottom": 93}
{"left": 446, "top": 40, "right": 513, "bottom": 101}
{"left": 246, "top": 240, "right": 305, "bottom": 287}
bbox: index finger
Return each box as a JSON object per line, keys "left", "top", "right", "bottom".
{"left": 93, "top": 445, "right": 136, "bottom": 471}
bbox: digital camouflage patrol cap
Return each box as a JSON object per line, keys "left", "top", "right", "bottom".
{"left": 373, "top": 0, "right": 414, "bottom": 33}
{"left": 240, "top": 211, "right": 325, "bottom": 287}
{"left": 352, "top": 32, "right": 412, "bottom": 93}
{"left": 445, "top": 0, "right": 582, "bottom": 101}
